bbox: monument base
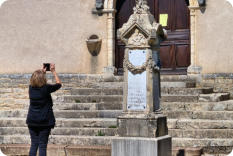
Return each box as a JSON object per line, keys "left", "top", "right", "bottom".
{"left": 111, "top": 135, "right": 172, "bottom": 156}
{"left": 117, "top": 113, "right": 168, "bottom": 137}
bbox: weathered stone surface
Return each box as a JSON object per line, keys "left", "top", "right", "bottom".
{"left": 169, "top": 129, "right": 233, "bottom": 138}
{"left": 0, "top": 127, "right": 117, "bottom": 136}
{"left": 0, "top": 118, "right": 117, "bottom": 128}
{"left": 172, "top": 138, "right": 233, "bottom": 147}
{"left": 112, "top": 136, "right": 171, "bottom": 156}
{"left": 161, "top": 87, "right": 213, "bottom": 95}
{"left": 70, "top": 88, "right": 123, "bottom": 95}
{"left": 118, "top": 114, "right": 168, "bottom": 137}
{"left": 199, "top": 93, "right": 230, "bottom": 102}
{"left": 63, "top": 95, "right": 123, "bottom": 103}
{"left": 0, "top": 144, "right": 111, "bottom": 156}
{"left": 161, "top": 95, "right": 199, "bottom": 102}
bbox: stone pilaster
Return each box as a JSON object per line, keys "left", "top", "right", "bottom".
{"left": 187, "top": 0, "right": 203, "bottom": 74}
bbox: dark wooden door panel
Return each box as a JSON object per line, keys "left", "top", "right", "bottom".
{"left": 160, "top": 45, "right": 174, "bottom": 68}
{"left": 174, "top": 0, "right": 190, "bottom": 30}
{"left": 176, "top": 44, "right": 190, "bottom": 67}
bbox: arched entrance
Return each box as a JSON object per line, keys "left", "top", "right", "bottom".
{"left": 115, "top": 0, "right": 190, "bottom": 75}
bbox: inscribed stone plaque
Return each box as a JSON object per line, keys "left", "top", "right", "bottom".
{"left": 127, "top": 50, "right": 147, "bottom": 110}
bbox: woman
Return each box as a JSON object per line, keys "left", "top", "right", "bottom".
{"left": 26, "top": 63, "right": 62, "bottom": 156}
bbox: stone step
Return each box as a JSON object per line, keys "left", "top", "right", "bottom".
{"left": 167, "top": 119, "right": 233, "bottom": 129}
{"left": 199, "top": 93, "right": 230, "bottom": 102}
{"left": 161, "top": 95, "right": 199, "bottom": 102}
{"left": 164, "top": 111, "right": 233, "bottom": 120}
{"left": 0, "top": 118, "right": 117, "bottom": 128}
{"left": 169, "top": 129, "right": 233, "bottom": 139}
{"left": 161, "top": 81, "right": 196, "bottom": 88}
{"left": 161, "top": 87, "right": 213, "bottom": 95}
{"left": 161, "top": 100, "right": 233, "bottom": 111}
{"left": 160, "top": 75, "right": 196, "bottom": 82}
{"left": 69, "top": 87, "right": 213, "bottom": 96}
{"left": 63, "top": 95, "right": 123, "bottom": 103}
{"left": 0, "top": 127, "right": 117, "bottom": 136}
{"left": 0, "top": 144, "right": 111, "bottom": 156}
{"left": 70, "top": 88, "right": 123, "bottom": 95}
{"left": 172, "top": 137, "right": 233, "bottom": 148}
{"left": 64, "top": 82, "right": 124, "bottom": 89}
{"left": 0, "top": 110, "right": 122, "bottom": 118}
{"left": 23, "top": 102, "right": 123, "bottom": 110}
{"left": 0, "top": 135, "right": 116, "bottom": 146}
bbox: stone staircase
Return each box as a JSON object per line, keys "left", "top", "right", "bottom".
{"left": 160, "top": 75, "right": 233, "bottom": 155}
{"left": 0, "top": 74, "right": 233, "bottom": 155}
{"left": 0, "top": 75, "right": 123, "bottom": 149}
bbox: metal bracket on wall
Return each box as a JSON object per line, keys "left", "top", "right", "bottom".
{"left": 198, "top": 0, "right": 206, "bottom": 6}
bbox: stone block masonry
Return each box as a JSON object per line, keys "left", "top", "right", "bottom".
{"left": 199, "top": 74, "right": 233, "bottom": 99}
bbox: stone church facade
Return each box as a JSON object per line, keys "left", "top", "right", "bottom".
{"left": 0, "top": 0, "right": 232, "bottom": 74}
{"left": 0, "top": 0, "right": 232, "bottom": 96}
{"left": 0, "top": 0, "right": 233, "bottom": 155}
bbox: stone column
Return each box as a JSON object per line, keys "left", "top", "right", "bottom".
{"left": 103, "top": 0, "right": 116, "bottom": 74}
{"left": 187, "top": 0, "right": 202, "bottom": 74}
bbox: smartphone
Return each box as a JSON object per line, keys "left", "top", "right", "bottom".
{"left": 43, "top": 63, "right": 50, "bottom": 71}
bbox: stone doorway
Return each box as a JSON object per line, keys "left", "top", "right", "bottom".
{"left": 114, "top": 0, "right": 191, "bottom": 75}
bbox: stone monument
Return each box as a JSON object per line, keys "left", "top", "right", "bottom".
{"left": 112, "top": 0, "right": 171, "bottom": 156}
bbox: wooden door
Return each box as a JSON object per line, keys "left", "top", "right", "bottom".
{"left": 115, "top": 0, "right": 190, "bottom": 75}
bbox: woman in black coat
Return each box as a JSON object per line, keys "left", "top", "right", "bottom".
{"left": 26, "top": 64, "right": 61, "bottom": 156}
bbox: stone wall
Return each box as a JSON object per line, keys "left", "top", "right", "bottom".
{"left": 0, "top": 0, "right": 108, "bottom": 74}
{"left": 196, "top": 0, "right": 233, "bottom": 74}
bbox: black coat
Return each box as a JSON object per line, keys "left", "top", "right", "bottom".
{"left": 26, "top": 83, "right": 61, "bottom": 127}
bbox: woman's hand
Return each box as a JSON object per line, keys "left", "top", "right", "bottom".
{"left": 50, "top": 63, "right": 55, "bottom": 73}
{"left": 50, "top": 63, "right": 61, "bottom": 84}
{"left": 42, "top": 66, "right": 47, "bottom": 74}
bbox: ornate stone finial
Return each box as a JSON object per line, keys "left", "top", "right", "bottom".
{"left": 133, "top": 0, "right": 150, "bottom": 14}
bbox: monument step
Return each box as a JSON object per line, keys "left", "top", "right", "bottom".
{"left": 167, "top": 119, "right": 233, "bottom": 129}
{"left": 0, "top": 144, "right": 111, "bottom": 156}
{"left": 63, "top": 95, "right": 123, "bottom": 103}
{"left": 161, "top": 95, "right": 199, "bottom": 102}
{"left": 0, "top": 110, "right": 122, "bottom": 118}
{"left": 169, "top": 129, "right": 233, "bottom": 139}
{"left": 172, "top": 137, "right": 233, "bottom": 148}
{"left": 0, "top": 118, "right": 117, "bottom": 128}
{"left": 199, "top": 93, "right": 230, "bottom": 102}
{"left": 161, "top": 100, "right": 233, "bottom": 111}
{"left": 70, "top": 88, "right": 123, "bottom": 95}
{"left": 161, "top": 87, "right": 213, "bottom": 95}
{"left": 0, "top": 135, "right": 115, "bottom": 146}
{"left": 0, "top": 127, "right": 117, "bottom": 136}
{"left": 164, "top": 111, "right": 233, "bottom": 120}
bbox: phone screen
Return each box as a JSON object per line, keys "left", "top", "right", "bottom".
{"left": 43, "top": 63, "right": 50, "bottom": 71}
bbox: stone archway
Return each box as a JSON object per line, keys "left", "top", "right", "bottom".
{"left": 105, "top": 0, "right": 202, "bottom": 75}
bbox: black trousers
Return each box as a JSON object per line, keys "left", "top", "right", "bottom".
{"left": 28, "top": 126, "right": 51, "bottom": 156}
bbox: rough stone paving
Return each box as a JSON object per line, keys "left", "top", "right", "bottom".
{"left": 0, "top": 74, "right": 233, "bottom": 156}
